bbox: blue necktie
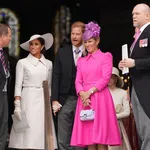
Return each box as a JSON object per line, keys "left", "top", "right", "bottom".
{"left": 75, "top": 48, "right": 80, "bottom": 54}
{"left": 75, "top": 48, "right": 81, "bottom": 59}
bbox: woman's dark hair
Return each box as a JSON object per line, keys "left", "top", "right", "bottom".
{"left": 37, "top": 37, "right": 46, "bottom": 54}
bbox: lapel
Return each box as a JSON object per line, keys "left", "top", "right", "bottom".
{"left": 4, "top": 50, "right": 10, "bottom": 72}
{"left": 63, "top": 45, "right": 86, "bottom": 70}
{"left": 130, "top": 32, "right": 142, "bottom": 56}
{"left": 0, "top": 60, "right": 6, "bottom": 78}
{"left": 65, "top": 45, "right": 74, "bottom": 73}
{"left": 131, "top": 24, "right": 150, "bottom": 57}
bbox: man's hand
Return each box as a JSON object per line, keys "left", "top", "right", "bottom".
{"left": 52, "top": 100, "right": 62, "bottom": 115}
{"left": 118, "top": 60, "right": 125, "bottom": 70}
{"left": 124, "top": 58, "right": 135, "bottom": 68}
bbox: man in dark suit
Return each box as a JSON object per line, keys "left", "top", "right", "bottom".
{"left": 0, "top": 23, "right": 12, "bottom": 150}
{"left": 119, "top": 3, "right": 150, "bottom": 150}
{"left": 51, "top": 21, "right": 86, "bottom": 150}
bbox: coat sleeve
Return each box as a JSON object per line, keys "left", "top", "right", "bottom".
{"left": 14, "top": 60, "right": 24, "bottom": 97}
{"left": 75, "top": 58, "right": 84, "bottom": 94}
{"left": 116, "top": 91, "right": 130, "bottom": 119}
{"left": 51, "top": 49, "right": 61, "bottom": 101}
{"left": 95, "top": 52, "right": 113, "bottom": 92}
{"left": 135, "top": 57, "right": 150, "bottom": 70}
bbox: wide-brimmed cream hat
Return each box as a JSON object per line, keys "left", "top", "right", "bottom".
{"left": 112, "top": 67, "right": 124, "bottom": 88}
{"left": 20, "top": 33, "right": 53, "bottom": 51}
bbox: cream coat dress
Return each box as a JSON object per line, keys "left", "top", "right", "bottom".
{"left": 9, "top": 54, "right": 57, "bottom": 149}
{"left": 109, "top": 88, "right": 132, "bottom": 150}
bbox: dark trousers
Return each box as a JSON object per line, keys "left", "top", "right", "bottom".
{"left": 57, "top": 96, "right": 85, "bottom": 150}
{"left": 0, "top": 92, "right": 8, "bottom": 150}
{"left": 131, "top": 87, "right": 150, "bottom": 150}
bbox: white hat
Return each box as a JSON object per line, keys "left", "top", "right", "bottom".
{"left": 112, "top": 67, "right": 124, "bottom": 88}
{"left": 20, "top": 33, "right": 53, "bottom": 51}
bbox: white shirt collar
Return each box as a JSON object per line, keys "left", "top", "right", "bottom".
{"left": 140, "top": 22, "right": 150, "bottom": 33}
{"left": 27, "top": 53, "right": 46, "bottom": 66}
{"left": 72, "top": 44, "right": 85, "bottom": 53}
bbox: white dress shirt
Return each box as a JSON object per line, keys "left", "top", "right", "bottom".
{"left": 72, "top": 44, "right": 85, "bottom": 65}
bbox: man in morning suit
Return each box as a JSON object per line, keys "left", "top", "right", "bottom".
{"left": 0, "top": 23, "right": 12, "bottom": 150}
{"left": 51, "top": 21, "right": 86, "bottom": 150}
{"left": 119, "top": 3, "right": 150, "bottom": 150}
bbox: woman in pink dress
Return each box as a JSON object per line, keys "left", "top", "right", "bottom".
{"left": 71, "top": 22, "right": 121, "bottom": 150}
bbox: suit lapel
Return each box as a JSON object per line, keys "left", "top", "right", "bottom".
{"left": 65, "top": 45, "right": 86, "bottom": 68}
{"left": 0, "top": 61, "right": 5, "bottom": 77}
{"left": 131, "top": 24, "right": 150, "bottom": 57}
{"left": 66, "top": 46, "right": 74, "bottom": 73}
{"left": 4, "top": 49, "right": 9, "bottom": 72}
{"left": 130, "top": 33, "right": 142, "bottom": 56}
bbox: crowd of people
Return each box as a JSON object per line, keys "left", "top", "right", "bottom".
{"left": 0, "top": 2, "right": 150, "bottom": 150}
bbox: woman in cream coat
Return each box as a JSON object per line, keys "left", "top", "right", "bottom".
{"left": 108, "top": 67, "right": 132, "bottom": 150}
{"left": 8, "top": 33, "right": 57, "bottom": 149}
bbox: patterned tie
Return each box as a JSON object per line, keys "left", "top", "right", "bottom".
{"left": 0, "top": 49, "right": 8, "bottom": 73}
{"left": 75, "top": 48, "right": 81, "bottom": 58}
{"left": 130, "top": 30, "right": 141, "bottom": 54}
{"left": 74, "top": 48, "right": 81, "bottom": 65}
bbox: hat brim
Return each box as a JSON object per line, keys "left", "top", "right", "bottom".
{"left": 20, "top": 33, "right": 53, "bottom": 51}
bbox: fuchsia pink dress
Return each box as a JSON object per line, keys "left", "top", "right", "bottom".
{"left": 71, "top": 50, "right": 121, "bottom": 147}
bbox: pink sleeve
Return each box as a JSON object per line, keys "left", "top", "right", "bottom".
{"left": 95, "top": 52, "right": 113, "bottom": 91}
{"left": 75, "top": 58, "right": 84, "bottom": 94}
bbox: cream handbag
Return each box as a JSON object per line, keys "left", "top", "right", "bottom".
{"left": 80, "top": 105, "right": 95, "bottom": 121}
